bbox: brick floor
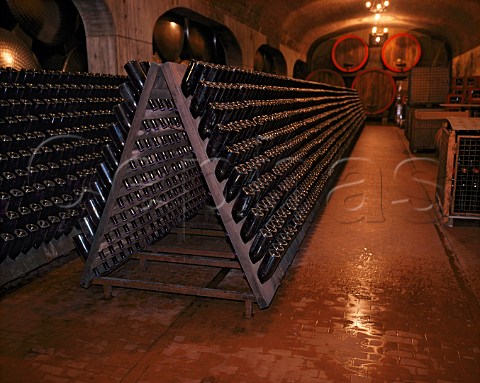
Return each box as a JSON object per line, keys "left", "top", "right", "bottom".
{"left": 1, "top": 124, "right": 479, "bottom": 383}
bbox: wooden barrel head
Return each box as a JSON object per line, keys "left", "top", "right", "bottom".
{"left": 153, "top": 15, "right": 185, "bottom": 63}
{"left": 306, "top": 69, "right": 345, "bottom": 87}
{"left": 331, "top": 35, "right": 368, "bottom": 72}
{"left": 382, "top": 33, "right": 421, "bottom": 72}
{"left": 352, "top": 69, "right": 396, "bottom": 114}
{"left": 188, "top": 22, "right": 214, "bottom": 62}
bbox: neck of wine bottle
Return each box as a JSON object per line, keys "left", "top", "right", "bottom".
{"left": 73, "top": 233, "right": 90, "bottom": 261}
{"left": 123, "top": 60, "right": 147, "bottom": 92}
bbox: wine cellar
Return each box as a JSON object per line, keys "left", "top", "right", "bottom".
{"left": 0, "top": 1, "right": 479, "bottom": 382}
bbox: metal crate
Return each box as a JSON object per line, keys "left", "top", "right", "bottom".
{"left": 452, "top": 135, "right": 480, "bottom": 216}
{"left": 408, "top": 66, "right": 450, "bottom": 105}
{"left": 436, "top": 117, "right": 480, "bottom": 225}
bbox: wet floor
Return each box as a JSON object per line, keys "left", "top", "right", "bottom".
{"left": 0, "top": 124, "right": 479, "bottom": 383}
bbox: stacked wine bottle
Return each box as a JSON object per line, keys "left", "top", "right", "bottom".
{"left": 0, "top": 67, "right": 125, "bottom": 263}
{"left": 76, "top": 61, "right": 209, "bottom": 284}
{"left": 180, "top": 60, "right": 366, "bottom": 284}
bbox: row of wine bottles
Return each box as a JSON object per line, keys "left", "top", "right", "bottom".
{"left": 181, "top": 60, "right": 365, "bottom": 283}
{"left": 0, "top": 68, "right": 125, "bottom": 263}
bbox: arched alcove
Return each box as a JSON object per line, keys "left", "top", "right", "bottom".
{"left": 153, "top": 8, "right": 242, "bottom": 67}
{"left": 293, "top": 60, "right": 308, "bottom": 79}
{"left": 254, "top": 44, "right": 287, "bottom": 75}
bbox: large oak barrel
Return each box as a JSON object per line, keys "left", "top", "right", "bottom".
{"left": 188, "top": 21, "right": 214, "bottom": 62}
{"left": 306, "top": 69, "right": 346, "bottom": 87}
{"left": 153, "top": 14, "right": 185, "bottom": 63}
{"left": 352, "top": 69, "right": 396, "bottom": 114}
{"left": 331, "top": 35, "right": 368, "bottom": 72}
{"left": 382, "top": 33, "right": 421, "bottom": 72}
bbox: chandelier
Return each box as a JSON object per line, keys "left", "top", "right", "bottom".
{"left": 366, "top": 1, "right": 390, "bottom": 44}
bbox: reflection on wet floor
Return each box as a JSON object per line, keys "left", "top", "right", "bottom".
{"left": 0, "top": 125, "right": 479, "bottom": 383}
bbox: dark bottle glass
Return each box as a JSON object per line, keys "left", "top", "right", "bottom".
{"left": 29, "top": 203, "right": 42, "bottom": 222}
{"left": 223, "top": 164, "right": 249, "bottom": 203}
{"left": 0, "top": 233, "right": 15, "bottom": 262}
{"left": 97, "top": 162, "right": 114, "bottom": 188}
{"left": 113, "top": 102, "right": 134, "bottom": 132}
{"left": 90, "top": 180, "right": 109, "bottom": 207}
{"left": 65, "top": 209, "right": 80, "bottom": 235}
{"left": 240, "top": 207, "right": 265, "bottom": 243}
{"left": 72, "top": 233, "right": 90, "bottom": 261}
{"left": 25, "top": 223, "right": 40, "bottom": 249}
{"left": 139, "top": 61, "right": 151, "bottom": 76}
{"left": 3, "top": 210, "right": 19, "bottom": 233}
{"left": 123, "top": 60, "right": 147, "bottom": 92}
{"left": 190, "top": 82, "right": 213, "bottom": 118}
{"left": 104, "top": 143, "right": 120, "bottom": 170}
{"left": 54, "top": 211, "right": 71, "bottom": 239}
{"left": 109, "top": 122, "right": 127, "bottom": 152}
{"left": 207, "top": 123, "right": 239, "bottom": 158}
{"left": 39, "top": 199, "right": 54, "bottom": 219}
{"left": 257, "top": 248, "right": 283, "bottom": 284}
{"left": 45, "top": 215, "right": 61, "bottom": 243}
{"left": 214, "top": 145, "right": 240, "bottom": 182}
{"left": 78, "top": 215, "right": 96, "bottom": 243}
{"left": 249, "top": 227, "right": 275, "bottom": 263}
{"left": 10, "top": 229, "right": 28, "bottom": 259}
{"left": 0, "top": 192, "right": 11, "bottom": 216}
{"left": 17, "top": 206, "right": 32, "bottom": 228}
{"left": 118, "top": 81, "right": 139, "bottom": 110}
{"left": 36, "top": 219, "right": 50, "bottom": 245}
{"left": 181, "top": 60, "right": 206, "bottom": 97}
{"left": 231, "top": 185, "right": 259, "bottom": 223}
{"left": 0, "top": 154, "right": 8, "bottom": 172}
{"left": 198, "top": 103, "right": 222, "bottom": 139}
{"left": 84, "top": 198, "right": 103, "bottom": 227}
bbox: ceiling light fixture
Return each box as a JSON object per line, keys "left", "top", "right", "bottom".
{"left": 366, "top": 0, "right": 390, "bottom": 13}
{"left": 367, "top": 0, "right": 390, "bottom": 46}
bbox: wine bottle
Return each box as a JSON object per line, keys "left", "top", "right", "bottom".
{"left": 240, "top": 207, "right": 265, "bottom": 243}
{"left": 257, "top": 247, "right": 284, "bottom": 284}
{"left": 249, "top": 227, "right": 274, "bottom": 263}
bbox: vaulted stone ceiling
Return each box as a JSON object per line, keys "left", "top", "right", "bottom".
{"left": 218, "top": 0, "right": 480, "bottom": 57}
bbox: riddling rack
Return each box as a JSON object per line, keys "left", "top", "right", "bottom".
{"left": 77, "top": 61, "right": 209, "bottom": 287}
{"left": 77, "top": 60, "right": 365, "bottom": 312}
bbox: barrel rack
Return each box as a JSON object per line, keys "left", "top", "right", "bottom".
{"left": 78, "top": 62, "right": 365, "bottom": 316}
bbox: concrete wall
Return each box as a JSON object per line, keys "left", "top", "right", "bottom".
{"left": 74, "top": 0, "right": 304, "bottom": 76}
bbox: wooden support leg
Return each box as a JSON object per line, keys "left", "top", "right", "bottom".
{"left": 138, "top": 257, "right": 147, "bottom": 272}
{"left": 243, "top": 300, "right": 254, "bottom": 319}
{"left": 103, "top": 284, "right": 113, "bottom": 300}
